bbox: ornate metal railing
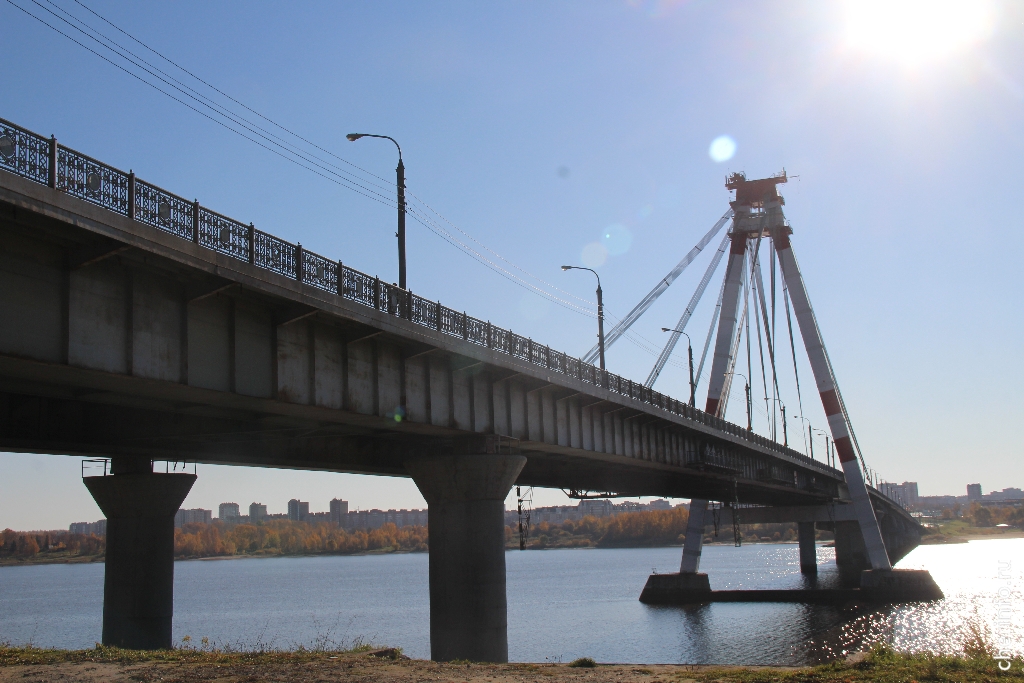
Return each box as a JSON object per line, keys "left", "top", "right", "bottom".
{"left": 0, "top": 119, "right": 50, "bottom": 185}
{"left": 134, "top": 179, "right": 193, "bottom": 239}
{"left": 0, "top": 115, "right": 839, "bottom": 476}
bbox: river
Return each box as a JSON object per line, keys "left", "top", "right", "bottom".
{"left": 0, "top": 538, "right": 1020, "bottom": 664}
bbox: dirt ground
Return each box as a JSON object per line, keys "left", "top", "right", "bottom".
{"left": 0, "top": 650, "right": 790, "bottom": 683}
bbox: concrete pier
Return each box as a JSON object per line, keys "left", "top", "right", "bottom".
{"left": 84, "top": 458, "right": 195, "bottom": 650}
{"left": 833, "top": 520, "right": 871, "bottom": 583}
{"left": 407, "top": 452, "right": 526, "bottom": 663}
{"left": 798, "top": 522, "right": 817, "bottom": 574}
{"left": 639, "top": 572, "right": 712, "bottom": 604}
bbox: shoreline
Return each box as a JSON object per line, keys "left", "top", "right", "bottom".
{"left": 4, "top": 532, "right": 1020, "bottom": 568}
{"left": 0, "top": 646, "right": 1020, "bottom": 683}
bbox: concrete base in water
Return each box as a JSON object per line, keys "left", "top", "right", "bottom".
{"left": 639, "top": 573, "right": 712, "bottom": 604}
{"left": 860, "top": 568, "right": 944, "bottom": 601}
{"left": 638, "top": 569, "right": 943, "bottom": 605}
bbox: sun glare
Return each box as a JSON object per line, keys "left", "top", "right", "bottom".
{"left": 843, "top": 0, "right": 995, "bottom": 66}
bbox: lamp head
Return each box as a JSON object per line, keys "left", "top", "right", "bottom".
{"left": 346, "top": 133, "right": 365, "bottom": 141}
{"left": 661, "top": 328, "right": 671, "bottom": 332}
{"left": 561, "top": 265, "right": 572, "bottom": 271}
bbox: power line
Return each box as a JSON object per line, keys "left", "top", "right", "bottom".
{"left": 9, "top": 0, "right": 604, "bottom": 319}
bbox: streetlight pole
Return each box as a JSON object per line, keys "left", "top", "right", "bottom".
{"left": 661, "top": 328, "right": 695, "bottom": 408}
{"left": 346, "top": 133, "right": 407, "bottom": 290}
{"left": 562, "top": 266, "right": 605, "bottom": 370}
{"left": 794, "top": 415, "right": 813, "bottom": 460}
{"left": 728, "top": 372, "right": 752, "bottom": 432}
{"left": 814, "top": 428, "right": 831, "bottom": 468}
{"left": 770, "top": 398, "right": 787, "bottom": 447}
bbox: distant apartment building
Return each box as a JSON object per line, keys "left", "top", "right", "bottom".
{"left": 330, "top": 498, "right": 349, "bottom": 525}
{"left": 174, "top": 508, "right": 212, "bottom": 528}
{"left": 287, "top": 499, "right": 309, "bottom": 522}
{"left": 219, "top": 502, "right": 240, "bottom": 521}
{"left": 967, "top": 484, "right": 983, "bottom": 501}
{"left": 249, "top": 502, "right": 267, "bottom": 523}
{"left": 345, "top": 508, "right": 427, "bottom": 531}
{"left": 69, "top": 519, "right": 106, "bottom": 536}
{"left": 579, "top": 499, "right": 615, "bottom": 517}
{"left": 880, "top": 482, "right": 919, "bottom": 507}
{"left": 985, "top": 487, "right": 1024, "bottom": 502}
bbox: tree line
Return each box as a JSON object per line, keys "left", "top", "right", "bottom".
{"left": 0, "top": 528, "right": 104, "bottom": 563}
{"left": 174, "top": 519, "right": 428, "bottom": 558}
{"left": 13, "top": 501, "right": 1016, "bottom": 564}
{"left": 516, "top": 507, "right": 822, "bottom": 549}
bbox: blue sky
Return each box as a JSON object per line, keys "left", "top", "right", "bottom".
{"left": 1, "top": 0, "right": 1022, "bottom": 529}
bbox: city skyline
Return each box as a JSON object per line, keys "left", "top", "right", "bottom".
{"left": 9, "top": 454, "right": 1024, "bottom": 532}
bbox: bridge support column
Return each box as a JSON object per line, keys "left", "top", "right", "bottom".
{"left": 798, "top": 522, "right": 817, "bottom": 574}
{"left": 84, "top": 457, "right": 195, "bottom": 650}
{"left": 638, "top": 498, "right": 711, "bottom": 604}
{"left": 407, "top": 452, "right": 526, "bottom": 663}
{"left": 833, "top": 520, "right": 870, "bottom": 583}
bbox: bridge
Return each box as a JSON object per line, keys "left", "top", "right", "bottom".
{"left": 0, "top": 116, "right": 934, "bottom": 661}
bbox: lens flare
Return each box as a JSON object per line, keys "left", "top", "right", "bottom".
{"left": 709, "top": 135, "right": 737, "bottom": 163}
{"left": 601, "top": 224, "right": 632, "bottom": 256}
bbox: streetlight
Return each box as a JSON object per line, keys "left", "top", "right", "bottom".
{"left": 661, "top": 327, "right": 695, "bottom": 408}
{"left": 562, "top": 266, "right": 605, "bottom": 370}
{"left": 815, "top": 430, "right": 831, "bottom": 466}
{"left": 794, "top": 414, "right": 813, "bottom": 460}
{"left": 346, "top": 133, "right": 407, "bottom": 290}
{"left": 770, "top": 398, "right": 787, "bottom": 447}
{"left": 813, "top": 428, "right": 832, "bottom": 467}
{"left": 725, "top": 371, "right": 752, "bottom": 432}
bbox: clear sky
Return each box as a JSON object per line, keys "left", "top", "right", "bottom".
{"left": 1, "top": 0, "right": 1022, "bottom": 530}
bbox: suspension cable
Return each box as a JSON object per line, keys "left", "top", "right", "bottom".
{"left": 645, "top": 234, "right": 729, "bottom": 388}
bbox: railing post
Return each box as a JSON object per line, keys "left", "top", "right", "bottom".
{"left": 127, "top": 171, "right": 136, "bottom": 220}
{"left": 374, "top": 277, "right": 381, "bottom": 310}
{"left": 407, "top": 289, "right": 413, "bottom": 320}
{"left": 295, "top": 243, "right": 303, "bottom": 282}
{"left": 48, "top": 136, "right": 57, "bottom": 189}
{"left": 336, "top": 261, "right": 344, "bottom": 296}
{"left": 528, "top": 338, "right": 533, "bottom": 363}
{"left": 486, "top": 322, "right": 492, "bottom": 349}
{"left": 192, "top": 200, "right": 200, "bottom": 244}
{"left": 248, "top": 223, "right": 255, "bottom": 264}
{"left": 462, "top": 312, "right": 468, "bottom": 340}
{"left": 436, "top": 302, "right": 443, "bottom": 332}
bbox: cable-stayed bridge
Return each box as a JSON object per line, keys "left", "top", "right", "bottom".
{"left": 0, "top": 117, "right": 936, "bottom": 662}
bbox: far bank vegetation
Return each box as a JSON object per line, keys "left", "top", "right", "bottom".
{"left": 2, "top": 507, "right": 843, "bottom": 566}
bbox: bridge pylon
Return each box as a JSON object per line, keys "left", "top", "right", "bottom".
{"left": 641, "top": 171, "right": 943, "bottom": 604}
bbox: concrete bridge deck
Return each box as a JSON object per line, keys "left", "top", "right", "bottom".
{"left": 0, "top": 117, "right": 842, "bottom": 507}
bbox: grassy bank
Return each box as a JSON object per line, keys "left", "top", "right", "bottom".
{"left": 1, "top": 644, "right": 1021, "bottom": 682}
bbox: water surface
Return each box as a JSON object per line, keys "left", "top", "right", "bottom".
{"left": 1, "top": 539, "right": 1020, "bottom": 664}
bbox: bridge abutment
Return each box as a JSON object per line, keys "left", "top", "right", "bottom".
{"left": 84, "top": 458, "right": 195, "bottom": 650}
{"left": 798, "top": 522, "right": 817, "bottom": 574}
{"left": 407, "top": 452, "right": 525, "bottom": 663}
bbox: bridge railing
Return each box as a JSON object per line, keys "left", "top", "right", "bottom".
{"left": 0, "top": 116, "right": 838, "bottom": 477}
